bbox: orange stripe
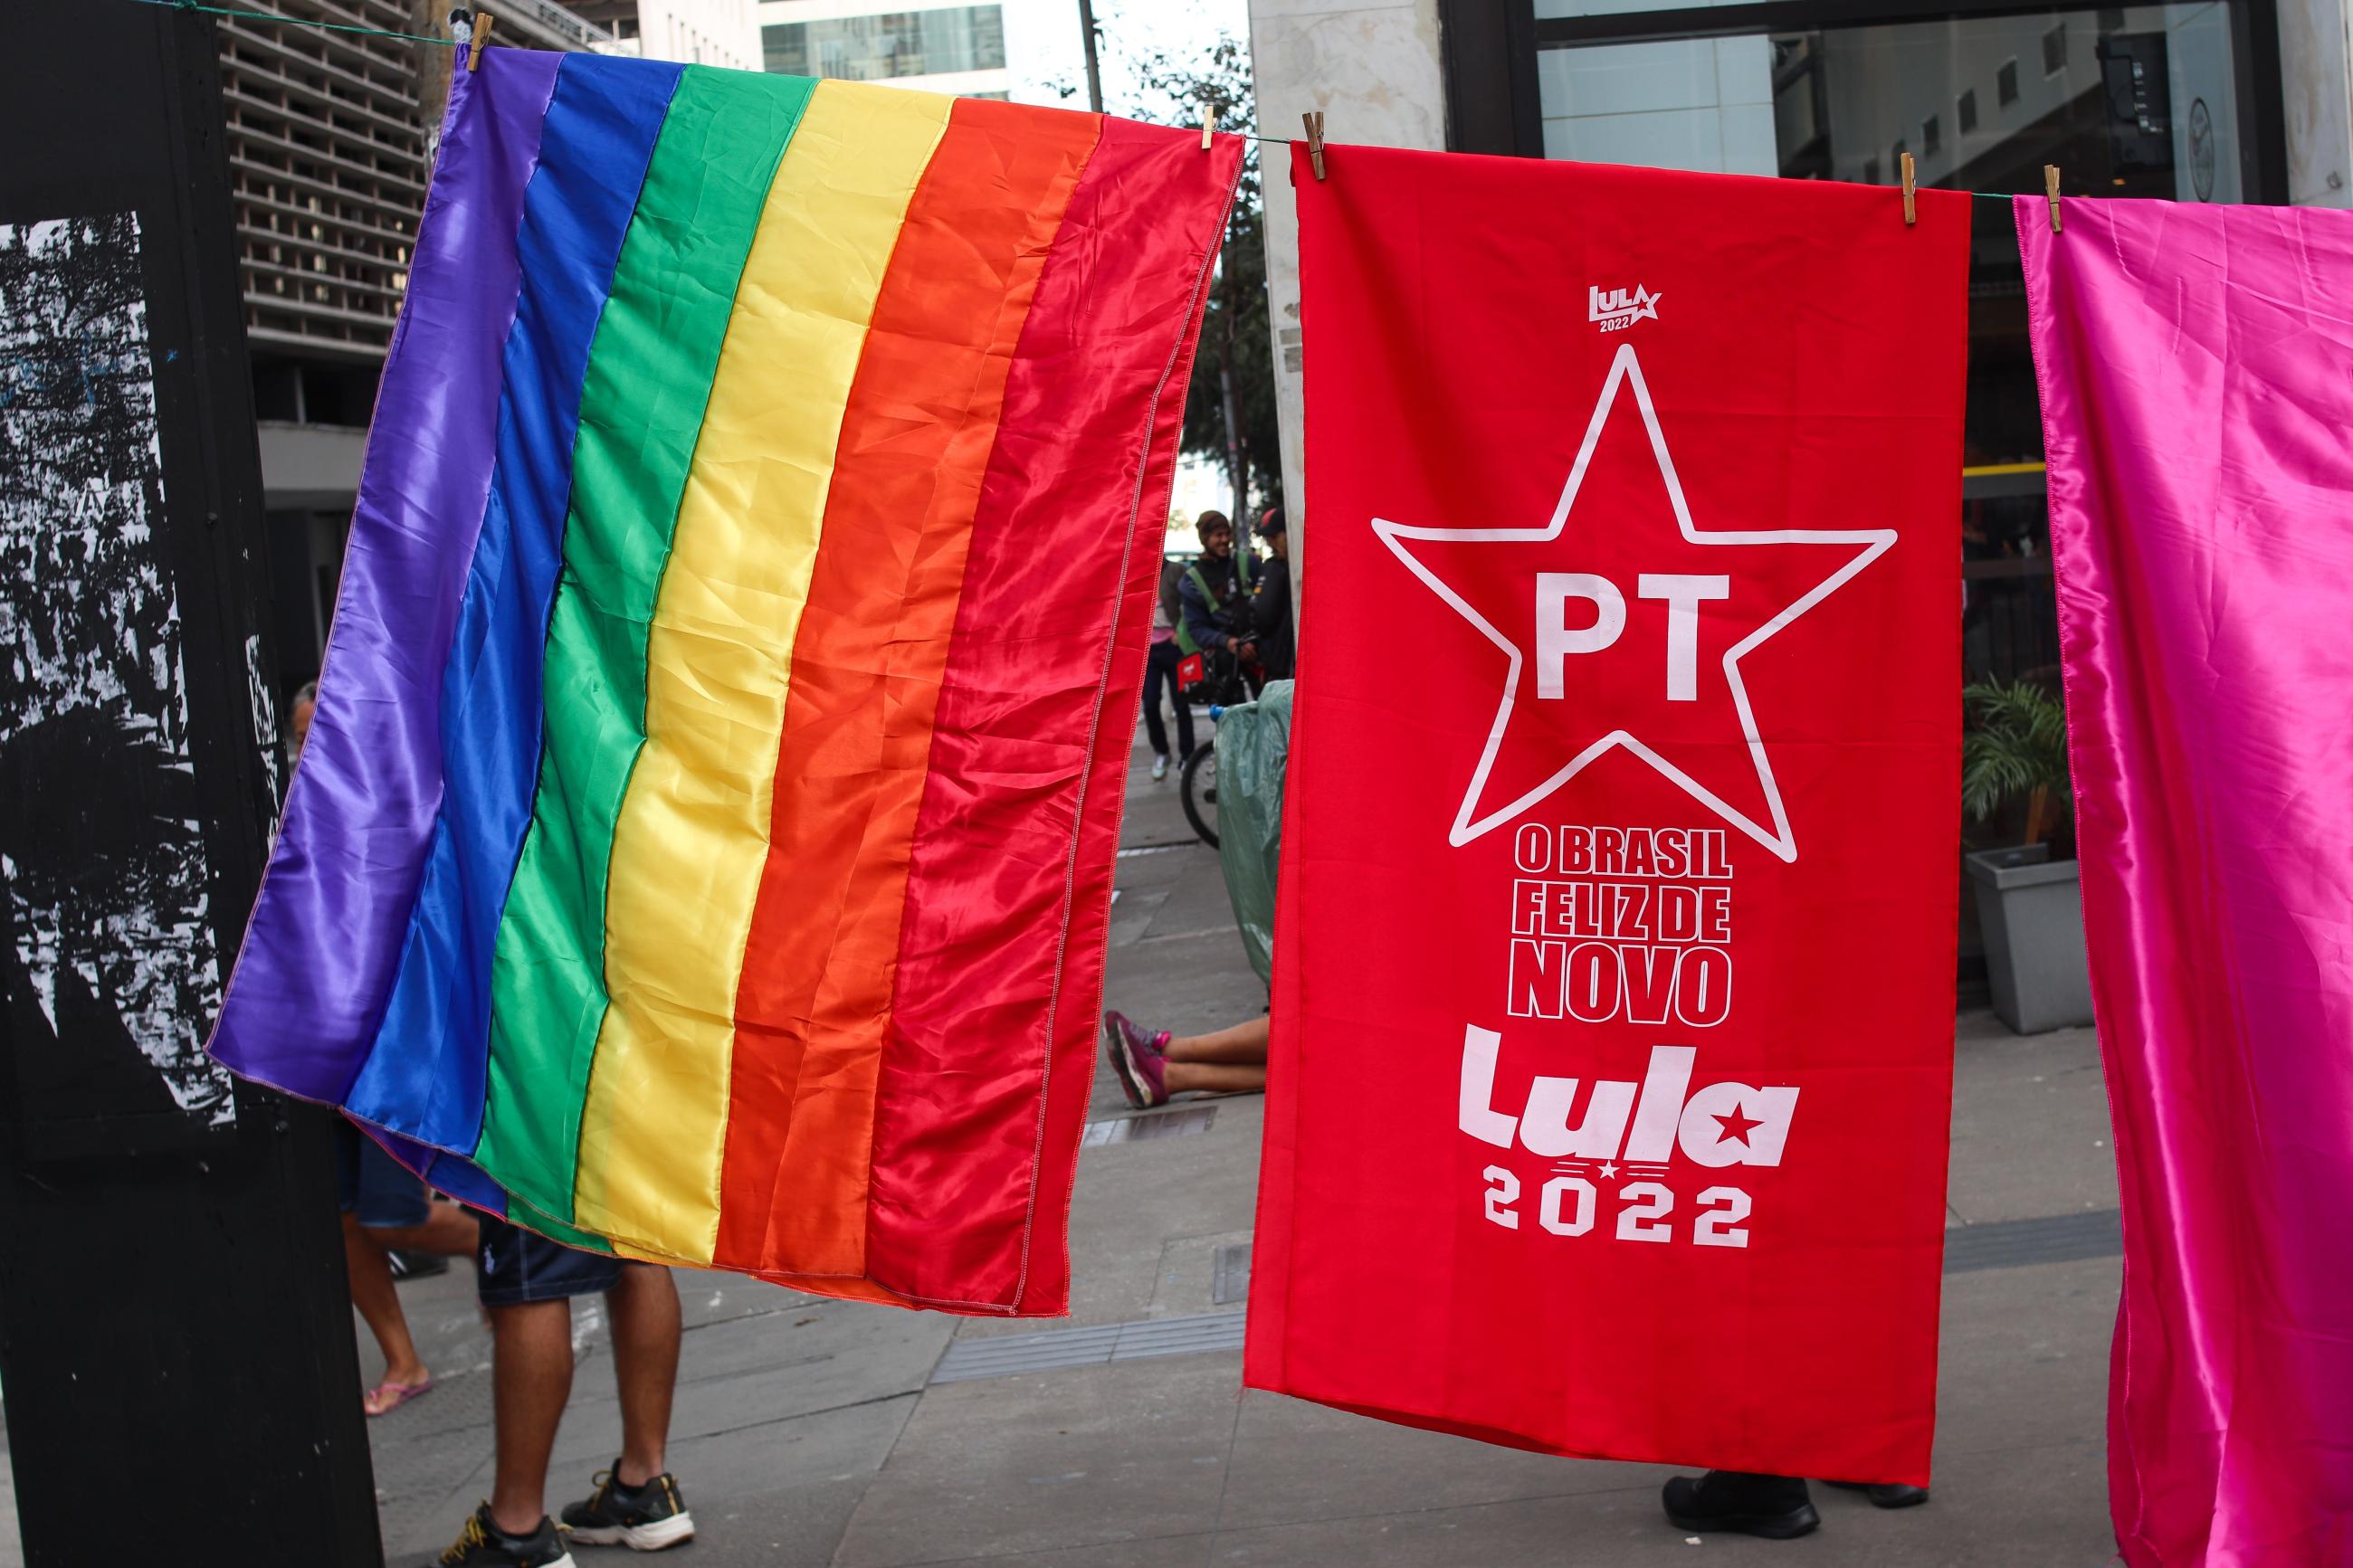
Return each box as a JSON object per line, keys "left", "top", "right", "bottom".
{"left": 713, "top": 98, "right": 1102, "bottom": 1276}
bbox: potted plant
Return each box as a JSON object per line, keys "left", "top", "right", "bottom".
{"left": 1961, "top": 679, "right": 2094, "bottom": 1033}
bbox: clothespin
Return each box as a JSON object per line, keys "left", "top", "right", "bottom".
{"left": 1302, "top": 111, "right": 1327, "bottom": 181}
{"left": 2044, "top": 165, "right": 2062, "bottom": 233}
{"left": 1202, "top": 102, "right": 1215, "bottom": 152}
{"left": 1900, "top": 151, "right": 1916, "bottom": 226}
{"left": 468, "top": 8, "right": 493, "bottom": 69}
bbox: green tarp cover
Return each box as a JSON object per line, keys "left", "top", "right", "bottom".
{"left": 1215, "top": 679, "right": 1292, "bottom": 985}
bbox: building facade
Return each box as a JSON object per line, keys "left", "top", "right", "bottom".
{"left": 578, "top": 0, "right": 763, "bottom": 71}
{"left": 222, "top": 1, "right": 801, "bottom": 698}
{"left": 756, "top": 0, "right": 1012, "bottom": 98}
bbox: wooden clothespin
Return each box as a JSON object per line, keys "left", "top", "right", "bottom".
{"left": 1900, "top": 151, "right": 1916, "bottom": 226}
{"left": 1301, "top": 110, "right": 1327, "bottom": 181}
{"left": 1202, "top": 102, "right": 1215, "bottom": 152}
{"left": 2043, "top": 165, "right": 2062, "bottom": 233}
{"left": 468, "top": 8, "right": 493, "bottom": 70}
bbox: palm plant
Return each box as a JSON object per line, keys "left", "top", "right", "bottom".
{"left": 1962, "top": 679, "right": 2074, "bottom": 851}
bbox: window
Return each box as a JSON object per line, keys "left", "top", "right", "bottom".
{"left": 2043, "top": 21, "right": 2068, "bottom": 72}
{"left": 1958, "top": 87, "right": 1978, "bottom": 133}
{"left": 1997, "top": 57, "right": 2020, "bottom": 104}
{"left": 763, "top": 5, "right": 1006, "bottom": 81}
{"left": 1922, "top": 114, "right": 1940, "bottom": 154}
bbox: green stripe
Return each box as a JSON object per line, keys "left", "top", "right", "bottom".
{"left": 473, "top": 67, "right": 818, "bottom": 1223}
{"left": 504, "top": 1192, "right": 615, "bottom": 1255}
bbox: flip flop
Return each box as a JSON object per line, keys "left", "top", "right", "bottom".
{"left": 364, "top": 1377, "right": 433, "bottom": 1417}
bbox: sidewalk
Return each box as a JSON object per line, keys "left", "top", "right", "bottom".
{"left": 358, "top": 718, "right": 2124, "bottom": 1566}
{"left": 6, "top": 716, "right": 2125, "bottom": 1566}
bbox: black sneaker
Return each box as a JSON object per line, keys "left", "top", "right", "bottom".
{"left": 1825, "top": 1478, "right": 1930, "bottom": 1508}
{"left": 1662, "top": 1470, "right": 1822, "bottom": 1539}
{"left": 438, "top": 1503, "right": 576, "bottom": 1567}
{"left": 560, "top": 1462, "right": 696, "bottom": 1551}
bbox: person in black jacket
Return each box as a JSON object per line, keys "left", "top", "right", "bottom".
{"left": 1176, "top": 510, "right": 1253, "bottom": 663}
{"left": 1249, "top": 508, "right": 1294, "bottom": 680}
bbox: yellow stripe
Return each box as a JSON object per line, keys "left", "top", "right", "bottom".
{"left": 571, "top": 80, "right": 955, "bottom": 1261}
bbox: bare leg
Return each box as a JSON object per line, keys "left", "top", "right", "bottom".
{"left": 606, "top": 1265, "right": 681, "bottom": 1487}
{"left": 344, "top": 1214, "right": 429, "bottom": 1391}
{"left": 1163, "top": 1015, "right": 1270, "bottom": 1066}
{"left": 487, "top": 1298, "right": 574, "bottom": 1536}
{"left": 1165, "top": 1060, "right": 1268, "bottom": 1094}
{"left": 367, "top": 1199, "right": 481, "bottom": 1259}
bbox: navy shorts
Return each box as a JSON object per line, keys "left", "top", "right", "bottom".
{"left": 335, "top": 1120, "right": 432, "bottom": 1231}
{"left": 475, "top": 1213, "right": 629, "bottom": 1307}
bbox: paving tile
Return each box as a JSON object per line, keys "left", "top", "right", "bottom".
{"left": 832, "top": 1358, "right": 1245, "bottom": 1568}
{"left": 1932, "top": 1255, "right": 2118, "bottom": 1459}
{"left": 882, "top": 1533, "right": 1215, "bottom": 1568}
{"left": 1219, "top": 1388, "right": 1672, "bottom": 1531}
{"left": 1947, "top": 1015, "right": 2118, "bottom": 1225}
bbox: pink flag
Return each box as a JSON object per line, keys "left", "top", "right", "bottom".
{"left": 2020, "top": 195, "right": 2353, "bottom": 1564}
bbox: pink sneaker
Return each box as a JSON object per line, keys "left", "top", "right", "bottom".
{"left": 1101, "top": 1012, "right": 1170, "bottom": 1108}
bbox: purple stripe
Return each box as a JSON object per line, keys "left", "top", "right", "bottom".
{"left": 210, "top": 50, "right": 563, "bottom": 1100}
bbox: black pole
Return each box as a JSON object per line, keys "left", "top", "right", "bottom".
{"left": 1077, "top": 0, "right": 1106, "bottom": 113}
{"left": 0, "top": 4, "right": 381, "bottom": 1563}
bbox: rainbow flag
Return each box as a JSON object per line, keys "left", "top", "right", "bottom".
{"left": 209, "top": 49, "right": 1242, "bottom": 1316}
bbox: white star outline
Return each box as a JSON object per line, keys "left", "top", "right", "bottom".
{"left": 1371, "top": 342, "right": 1896, "bottom": 864}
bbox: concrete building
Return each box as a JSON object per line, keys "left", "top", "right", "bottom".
{"left": 218, "top": 0, "right": 612, "bottom": 698}
{"left": 756, "top": 0, "right": 1012, "bottom": 98}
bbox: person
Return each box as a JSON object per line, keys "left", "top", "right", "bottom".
{"left": 1661, "top": 1470, "right": 1928, "bottom": 1540}
{"left": 436, "top": 1220, "right": 695, "bottom": 1564}
{"left": 338, "top": 1127, "right": 480, "bottom": 1415}
{"left": 288, "top": 678, "right": 317, "bottom": 764}
{"left": 1100, "top": 1011, "right": 1266, "bottom": 1107}
{"left": 286, "top": 685, "right": 482, "bottom": 1416}
{"left": 1142, "top": 555, "right": 1196, "bottom": 780}
{"left": 1176, "top": 511, "right": 1258, "bottom": 685}
{"left": 1248, "top": 508, "right": 1294, "bottom": 680}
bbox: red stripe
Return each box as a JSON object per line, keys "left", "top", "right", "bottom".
{"left": 865, "top": 119, "right": 1243, "bottom": 1310}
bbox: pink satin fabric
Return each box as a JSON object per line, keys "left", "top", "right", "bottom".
{"left": 2020, "top": 195, "right": 2353, "bottom": 1565}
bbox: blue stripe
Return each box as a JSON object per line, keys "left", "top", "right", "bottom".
{"left": 372, "top": 1126, "right": 510, "bottom": 1217}
{"left": 348, "top": 53, "right": 683, "bottom": 1153}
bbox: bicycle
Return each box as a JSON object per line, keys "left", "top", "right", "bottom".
{"left": 1180, "top": 729, "right": 1220, "bottom": 849}
{"left": 1177, "top": 649, "right": 1256, "bottom": 850}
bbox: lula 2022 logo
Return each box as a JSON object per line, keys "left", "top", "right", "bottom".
{"left": 1588, "top": 283, "right": 1661, "bottom": 333}
{"left": 1458, "top": 822, "right": 1796, "bottom": 1253}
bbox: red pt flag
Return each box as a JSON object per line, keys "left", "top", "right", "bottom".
{"left": 1247, "top": 148, "right": 1967, "bottom": 1483}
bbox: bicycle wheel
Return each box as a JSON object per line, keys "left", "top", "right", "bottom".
{"left": 1180, "top": 739, "right": 1219, "bottom": 849}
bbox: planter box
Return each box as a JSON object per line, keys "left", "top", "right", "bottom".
{"left": 1965, "top": 844, "right": 2095, "bottom": 1034}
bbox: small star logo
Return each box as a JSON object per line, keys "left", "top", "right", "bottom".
{"left": 1597, "top": 1160, "right": 1619, "bottom": 1180}
{"left": 1712, "top": 1105, "right": 1765, "bottom": 1147}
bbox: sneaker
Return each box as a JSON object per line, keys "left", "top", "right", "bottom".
{"left": 1151, "top": 754, "right": 1169, "bottom": 781}
{"left": 1662, "top": 1471, "right": 1820, "bottom": 1540}
{"left": 1824, "top": 1478, "right": 1929, "bottom": 1508}
{"left": 1100, "top": 1011, "right": 1170, "bottom": 1108}
{"left": 438, "top": 1504, "right": 575, "bottom": 1567}
{"left": 561, "top": 1463, "right": 696, "bottom": 1551}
